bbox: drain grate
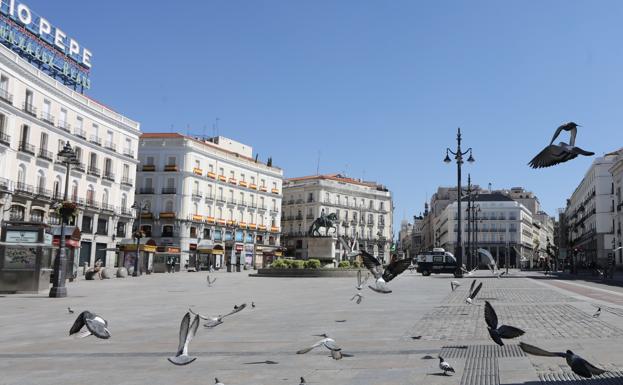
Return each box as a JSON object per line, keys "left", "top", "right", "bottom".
{"left": 439, "top": 344, "right": 526, "bottom": 359}
{"left": 538, "top": 370, "right": 623, "bottom": 384}
{"left": 460, "top": 356, "right": 499, "bottom": 385}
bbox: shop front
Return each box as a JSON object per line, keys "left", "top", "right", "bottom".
{"left": 196, "top": 240, "right": 224, "bottom": 270}
{"left": 153, "top": 246, "right": 181, "bottom": 273}
{"left": 118, "top": 238, "right": 157, "bottom": 275}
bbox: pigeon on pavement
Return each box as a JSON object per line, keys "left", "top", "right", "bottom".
{"left": 439, "top": 357, "right": 455, "bottom": 375}
{"left": 168, "top": 312, "right": 200, "bottom": 365}
{"left": 484, "top": 301, "right": 525, "bottom": 346}
{"left": 450, "top": 281, "right": 460, "bottom": 291}
{"left": 69, "top": 311, "right": 111, "bottom": 339}
{"left": 519, "top": 342, "right": 608, "bottom": 378}
{"left": 67, "top": 307, "right": 74, "bottom": 314}
{"left": 207, "top": 275, "right": 216, "bottom": 287}
{"left": 350, "top": 293, "right": 363, "bottom": 304}
{"left": 214, "top": 378, "right": 224, "bottom": 385}
{"left": 299, "top": 377, "right": 306, "bottom": 384}
{"left": 593, "top": 307, "right": 601, "bottom": 318}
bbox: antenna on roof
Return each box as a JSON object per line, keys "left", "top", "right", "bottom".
{"left": 202, "top": 124, "right": 207, "bottom": 139}
{"left": 316, "top": 150, "right": 321, "bottom": 175}
{"left": 215, "top": 117, "right": 220, "bottom": 137}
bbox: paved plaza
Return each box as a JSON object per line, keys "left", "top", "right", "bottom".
{"left": 1, "top": 271, "right": 623, "bottom": 385}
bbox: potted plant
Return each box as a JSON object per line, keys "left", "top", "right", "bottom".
{"left": 56, "top": 201, "right": 78, "bottom": 218}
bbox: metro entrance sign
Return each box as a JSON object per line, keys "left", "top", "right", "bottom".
{"left": 0, "top": 1, "right": 92, "bottom": 90}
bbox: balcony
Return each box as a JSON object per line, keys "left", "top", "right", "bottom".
{"left": 216, "top": 196, "right": 226, "bottom": 203}
{"left": 85, "top": 199, "right": 99, "bottom": 209}
{"left": 296, "top": 214, "right": 303, "bottom": 220}
{"left": 121, "top": 177, "right": 133, "bottom": 187}
{"left": 122, "top": 148, "right": 134, "bottom": 158}
{"left": 0, "top": 131, "right": 10, "bottom": 146}
{"left": 192, "top": 190, "right": 203, "bottom": 199}
{"left": 258, "top": 225, "right": 267, "bottom": 231}
{"left": 206, "top": 216, "right": 216, "bottom": 224}
{"left": 270, "top": 226, "right": 279, "bottom": 233}
{"left": 120, "top": 206, "right": 133, "bottom": 216}
{"left": 239, "top": 180, "right": 248, "bottom": 187}
{"left": 101, "top": 203, "right": 115, "bottom": 212}
{"left": 249, "top": 183, "right": 257, "bottom": 190}
{"left": 207, "top": 171, "right": 216, "bottom": 179}
{"left": 58, "top": 120, "right": 71, "bottom": 132}
{"left": 74, "top": 128, "right": 87, "bottom": 139}
{"left": 259, "top": 186, "right": 268, "bottom": 192}
{"left": 191, "top": 214, "right": 203, "bottom": 222}
{"left": 0, "top": 89, "right": 13, "bottom": 104}
{"left": 89, "top": 135, "right": 102, "bottom": 146}
{"left": 73, "top": 162, "right": 85, "bottom": 172}
{"left": 22, "top": 102, "right": 36, "bottom": 116}
{"left": 228, "top": 178, "right": 237, "bottom": 184}
{"left": 218, "top": 175, "right": 226, "bottom": 182}
{"left": 37, "top": 148, "right": 54, "bottom": 161}
{"left": 142, "top": 164, "right": 155, "bottom": 171}
{"left": 87, "top": 166, "right": 101, "bottom": 177}
{"left": 18, "top": 141, "right": 35, "bottom": 155}
{"left": 204, "top": 193, "right": 215, "bottom": 202}
{"left": 40, "top": 112, "right": 55, "bottom": 125}
{"left": 164, "top": 164, "right": 178, "bottom": 172}
{"left": 160, "top": 211, "right": 175, "bottom": 219}
{"left": 162, "top": 187, "right": 176, "bottom": 194}
{"left": 35, "top": 186, "right": 52, "bottom": 198}
{"left": 104, "top": 141, "right": 116, "bottom": 151}
{"left": 193, "top": 167, "right": 203, "bottom": 176}
{"left": 103, "top": 172, "right": 115, "bottom": 182}
{"left": 140, "top": 212, "right": 153, "bottom": 219}
{"left": 306, "top": 214, "right": 314, "bottom": 219}
{"left": 271, "top": 188, "right": 280, "bottom": 194}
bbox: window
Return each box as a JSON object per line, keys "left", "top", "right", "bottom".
{"left": 240, "top": 192, "right": 244, "bottom": 204}
{"left": 104, "top": 158, "right": 112, "bottom": 175}
{"left": 195, "top": 160, "right": 200, "bottom": 169}
{"left": 97, "top": 218, "right": 108, "bottom": 235}
{"left": 261, "top": 178, "right": 266, "bottom": 187}
{"left": 193, "top": 181, "right": 199, "bottom": 194}
{"left": 167, "top": 156, "right": 176, "bottom": 166}
{"left": 25, "top": 89, "right": 33, "bottom": 107}
{"left": 229, "top": 189, "right": 234, "bottom": 201}
{"left": 0, "top": 113, "right": 6, "bottom": 134}
{"left": 81, "top": 216, "right": 93, "bottom": 233}
{"left": 123, "top": 164, "right": 129, "bottom": 179}
{"left": 219, "top": 167, "right": 224, "bottom": 176}
{"left": 325, "top": 192, "right": 330, "bottom": 202}
{"left": 251, "top": 176, "right": 255, "bottom": 184}
{"left": 272, "top": 199, "right": 277, "bottom": 211}
{"left": 144, "top": 177, "right": 153, "bottom": 188}
{"left": 53, "top": 179, "right": 61, "bottom": 198}
{"left": 125, "top": 138, "right": 131, "bottom": 151}
{"left": 89, "top": 153, "right": 97, "bottom": 168}
{"left": 230, "top": 170, "right": 235, "bottom": 179}
{"left": 39, "top": 132, "right": 48, "bottom": 150}
{"left": 166, "top": 177, "right": 174, "bottom": 188}
{"left": 208, "top": 164, "right": 214, "bottom": 172}
{"left": 42, "top": 99, "right": 51, "bottom": 116}
{"left": 19, "top": 124, "right": 29, "bottom": 143}
{"left": 86, "top": 186, "right": 95, "bottom": 204}
{"left": 59, "top": 108, "right": 67, "bottom": 126}
{"left": 0, "top": 75, "right": 8, "bottom": 93}
{"left": 107, "top": 130, "right": 113, "bottom": 145}
{"left": 260, "top": 196, "right": 265, "bottom": 208}
{"left": 92, "top": 123, "right": 99, "bottom": 138}
{"left": 76, "top": 116, "right": 83, "bottom": 130}
{"left": 146, "top": 156, "right": 154, "bottom": 165}
{"left": 380, "top": 202, "right": 384, "bottom": 211}
{"left": 241, "top": 173, "right": 245, "bottom": 182}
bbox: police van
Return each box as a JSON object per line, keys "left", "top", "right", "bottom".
{"left": 416, "top": 248, "right": 461, "bottom": 277}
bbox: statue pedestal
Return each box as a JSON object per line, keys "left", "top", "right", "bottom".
{"left": 307, "top": 237, "right": 337, "bottom": 263}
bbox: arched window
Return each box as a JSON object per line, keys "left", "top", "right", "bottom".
{"left": 71, "top": 181, "right": 79, "bottom": 201}
{"left": 86, "top": 185, "right": 95, "bottom": 205}
{"left": 121, "top": 193, "right": 127, "bottom": 211}
{"left": 193, "top": 202, "right": 198, "bottom": 214}
{"left": 17, "top": 164, "right": 26, "bottom": 187}
{"left": 10, "top": 205, "right": 25, "bottom": 221}
{"left": 53, "top": 177, "right": 62, "bottom": 199}
{"left": 36, "top": 170, "right": 45, "bottom": 193}
{"left": 102, "top": 189, "right": 109, "bottom": 207}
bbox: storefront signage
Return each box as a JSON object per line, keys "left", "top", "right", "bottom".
{"left": 0, "top": 1, "right": 92, "bottom": 90}
{"left": 5, "top": 230, "right": 38, "bottom": 243}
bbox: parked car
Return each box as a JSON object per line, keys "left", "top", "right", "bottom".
{"left": 416, "top": 248, "right": 461, "bottom": 277}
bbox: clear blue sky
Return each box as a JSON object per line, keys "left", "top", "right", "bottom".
{"left": 28, "top": 1, "right": 623, "bottom": 232}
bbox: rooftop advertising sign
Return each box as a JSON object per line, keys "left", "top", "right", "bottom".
{"left": 0, "top": 0, "right": 92, "bottom": 90}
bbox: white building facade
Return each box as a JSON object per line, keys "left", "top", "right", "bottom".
{"left": 136, "top": 134, "right": 283, "bottom": 271}
{"left": 281, "top": 174, "right": 393, "bottom": 263}
{"left": 0, "top": 41, "right": 140, "bottom": 269}
{"left": 565, "top": 154, "right": 618, "bottom": 268}
{"left": 610, "top": 151, "right": 623, "bottom": 266}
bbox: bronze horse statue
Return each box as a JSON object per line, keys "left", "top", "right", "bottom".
{"left": 308, "top": 213, "right": 338, "bottom": 236}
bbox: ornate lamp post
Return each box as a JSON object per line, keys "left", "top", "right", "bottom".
{"left": 444, "top": 128, "right": 475, "bottom": 277}
{"left": 131, "top": 201, "right": 148, "bottom": 277}
{"left": 49, "top": 141, "right": 79, "bottom": 298}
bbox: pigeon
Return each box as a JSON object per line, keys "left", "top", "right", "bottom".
{"left": 297, "top": 336, "right": 343, "bottom": 360}
{"left": 214, "top": 378, "right": 224, "bottom": 385}
{"left": 189, "top": 303, "right": 247, "bottom": 328}
{"left": 355, "top": 269, "right": 369, "bottom": 290}
{"left": 299, "top": 377, "right": 306, "bottom": 384}
{"left": 529, "top": 122, "right": 594, "bottom": 168}
{"left": 439, "top": 356, "right": 455, "bottom": 375}
{"left": 207, "top": 275, "right": 216, "bottom": 287}
{"left": 465, "top": 280, "right": 483, "bottom": 304}
{"left": 359, "top": 250, "right": 412, "bottom": 294}
{"left": 168, "top": 312, "right": 200, "bottom": 365}
{"left": 67, "top": 307, "right": 74, "bottom": 314}
{"left": 350, "top": 293, "right": 363, "bottom": 304}
{"left": 450, "top": 281, "right": 461, "bottom": 291}
{"left": 338, "top": 235, "right": 360, "bottom": 259}
{"left": 519, "top": 342, "right": 608, "bottom": 378}
{"left": 461, "top": 266, "right": 478, "bottom": 276}
{"left": 69, "top": 311, "right": 111, "bottom": 339}
{"left": 335, "top": 320, "right": 347, "bottom": 323}
{"left": 593, "top": 307, "right": 601, "bottom": 318}
{"left": 411, "top": 335, "right": 422, "bottom": 340}
{"left": 484, "top": 301, "right": 525, "bottom": 346}
{"left": 243, "top": 360, "right": 279, "bottom": 365}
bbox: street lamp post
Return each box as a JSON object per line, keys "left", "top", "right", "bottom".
{"left": 131, "top": 201, "right": 148, "bottom": 277}
{"left": 444, "top": 127, "right": 475, "bottom": 277}
{"left": 50, "top": 141, "right": 79, "bottom": 298}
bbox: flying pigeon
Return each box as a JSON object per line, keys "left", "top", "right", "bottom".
{"left": 350, "top": 293, "right": 363, "bottom": 304}
{"left": 168, "top": 312, "right": 200, "bottom": 365}
{"left": 359, "top": 250, "right": 412, "bottom": 293}
{"left": 214, "top": 378, "right": 224, "bottom": 385}
{"left": 69, "top": 311, "right": 111, "bottom": 339}
{"left": 593, "top": 307, "right": 601, "bottom": 318}
{"left": 207, "top": 275, "right": 216, "bottom": 287}
{"left": 438, "top": 357, "right": 455, "bottom": 375}
{"left": 450, "top": 281, "right": 461, "bottom": 291}
{"left": 338, "top": 235, "right": 360, "bottom": 259}
{"left": 529, "top": 122, "right": 594, "bottom": 168}
{"left": 484, "top": 301, "right": 525, "bottom": 346}
{"left": 297, "top": 335, "right": 343, "bottom": 360}
{"left": 190, "top": 303, "right": 247, "bottom": 328}
{"left": 465, "top": 280, "right": 482, "bottom": 304}
{"left": 461, "top": 266, "right": 478, "bottom": 276}
{"left": 67, "top": 307, "right": 74, "bottom": 314}
{"left": 519, "top": 342, "right": 608, "bottom": 378}
{"left": 355, "top": 269, "right": 369, "bottom": 290}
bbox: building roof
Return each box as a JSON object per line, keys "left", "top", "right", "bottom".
{"left": 139, "top": 132, "right": 281, "bottom": 171}
{"left": 286, "top": 173, "right": 387, "bottom": 190}
{"left": 472, "top": 193, "right": 515, "bottom": 202}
